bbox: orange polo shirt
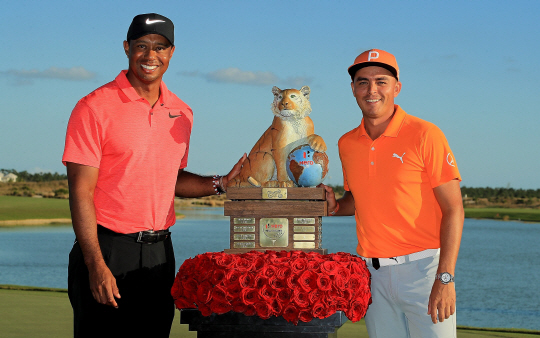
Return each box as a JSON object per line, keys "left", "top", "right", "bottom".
{"left": 62, "top": 70, "right": 193, "bottom": 233}
{"left": 338, "top": 105, "right": 461, "bottom": 258}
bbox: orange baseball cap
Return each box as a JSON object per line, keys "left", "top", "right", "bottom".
{"left": 348, "top": 49, "right": 399, "bottom": 80}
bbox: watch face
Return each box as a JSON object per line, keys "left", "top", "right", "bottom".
{"left": 441, "top": 273, "right": 451, "bottom": 283}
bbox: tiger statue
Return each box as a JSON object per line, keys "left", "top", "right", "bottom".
{"left": 227, "top": 85, "right": 327, "bottom": 188}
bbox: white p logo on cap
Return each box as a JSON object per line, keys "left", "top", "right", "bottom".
{"left": 368, "top": 51, "right": 379, "bottom": 61}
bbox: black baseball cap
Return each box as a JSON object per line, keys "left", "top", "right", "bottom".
{"left": 127, "top": 13, "right": 174, "bottom": 45}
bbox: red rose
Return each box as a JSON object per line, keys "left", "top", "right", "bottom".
{"left": 173, "top": 297, "right": 196, "bottom": 310}
{"left": 321, "top": 260, "right": 339, "bottom": 275}
{"left": 210, "top": 269, "right": 226, "bottom": 285}
{"left": 268, "top": 275, "right": 286, "bottom": 291}
{"left": 254, "top": 274, "right": 268, "bottom": 289}
{"left": 293, "top": 289, "right": 309, "bottom": 308}
{"left": 276, "top": 265, "right": 291, "bottom": 280}
{"left": 210, "top": 300, "right": 232, "bottom": 315}
{"left": 214, "top": 252, "right": 234, "bottom": 268}
{"left": 239, "top": 272, "right": 255, "bottom": 288}
{"left": 227, "top": 283, "right": 243, "bottom": 299}
{"left": 212, "top": 285, "right": 228, "bottom": 301}
{"left": 244, "top": 304, "right": 257, "bottom": 317}
{"left": 258, "top": 284, "right": 277, "bottom": 302}
{"left": 226, "top": 269, "right": 242, "bottom": 285}
{"left": 307, "top": 259, "right": 321, "bottom": 272}
{"left": 298, "top": 270, "right": 318, "bottom": 292}
{"left": 240, "top": 287, "right": 259, "bottom": 305}
{"left": 236, "top": 257, "right": 253, "bottom": 272}
{"left": 291, "top": 257, "right": 308, "bottom": 275}
{"left": 312, "top": 301, "right": 328, "bottom": 319}
{"left": 255, "top": 301, "right": 273, "bottom": 320}
{"left": 308, "top": 289, "right": 323, "bottom": 305}
{"left": 333, "top": 274, "right": 347, "bottom": 290}
{"left": 261, "top": 264, "right": 277, "bottom": 279}
{"left": 252, "top": 256, "right": 266, "bottom": 271}
{"left": 286, "top": 275, "right": 298, "bottom": 289}
{"left": 196, "top": 280, "right": 213, "bottom": 304}
{"left": 198, "top": 302, "right": 213, "bottom": 317}
{"left": 298, "top": 309, "right": 313, "bottom": 323}
{"left": 232, "top": 299, "right": 247, "bottom": 314}
{"left": 277, "top": 288, "right": 293, "bottom": 304}
{"left": 282, "top": 304, "right": 300, "bottom": 324}
{"left": 346, "top": 274, "right": 364, "bottom": 295}
{"left": 170, "top": 279, "right": 182, "bottom": 299}
{"left": 271, "top": 298, "right": 283, "bottom": 316}
{"left": 316, "top": 274, "right": 332, "bottom": 291}
{"left": 345, "top": 299, "right": 368, "bottom": 322}
{"left": 182, "top": 278, "right": 198, "bottom": 292}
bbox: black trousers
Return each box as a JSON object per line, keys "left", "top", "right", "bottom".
{"left": 68, "top": 227, "right": 176, "bottom": 338}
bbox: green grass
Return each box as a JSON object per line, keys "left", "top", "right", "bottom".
{"left": 465, "top": 207, "right": 540, "bottom": 223}
{"left": 0, "top": 195, "right": 71, "bottom": 221}
{"left": 1, "top": 286, "right": 539, "bottom": 337}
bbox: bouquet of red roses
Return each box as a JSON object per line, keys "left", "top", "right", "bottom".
{"left": 171, "top": 250, "right": 371, "bottom": 324}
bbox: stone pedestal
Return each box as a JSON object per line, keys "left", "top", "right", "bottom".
{"left": 180, "top": 309, "right": 348, "bottom": 338}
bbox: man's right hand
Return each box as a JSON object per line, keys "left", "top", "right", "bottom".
{"left": 88, "top": 261, "right": 121, "bottom": 308}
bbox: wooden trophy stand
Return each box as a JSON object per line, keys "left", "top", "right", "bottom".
{"left": 224, "top": 187, "right": 327, "bottom": 254}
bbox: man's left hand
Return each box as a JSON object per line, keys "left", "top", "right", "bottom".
{"left": 428, "top": 280, "right": 456, "bottom": 324}
{"left": 221, "top": 153, "right": 247, "bottom": 187}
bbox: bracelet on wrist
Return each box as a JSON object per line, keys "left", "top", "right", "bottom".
{"left": 329, "top": 202, "right": 340, "bottom": 216}
{"left": 212, "top": 175, "right": 225, "bottom": 195}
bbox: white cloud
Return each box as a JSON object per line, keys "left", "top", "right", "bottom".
{"left": 1, "top": 66, "right": 96, "bottom": 83}
{"left": 179, "top": 67, "right": 312, "bottom": 88}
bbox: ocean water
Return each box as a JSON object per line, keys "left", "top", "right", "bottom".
{"left": 0, "top": 208, "right": 538, "bottom": 331}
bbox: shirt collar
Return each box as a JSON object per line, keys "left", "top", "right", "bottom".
{"left": 114, "top": 70, "right": 171, "bottom": 107}
{"left": 358, "top": 105, "right": 407, "bottom": 138}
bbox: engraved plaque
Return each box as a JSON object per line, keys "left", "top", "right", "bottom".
{"left": 234, "top": 217, "right": 256, "bottom": 224}
{"left": 294, "top": 218, "right": 315, "bottom": 224}
{"left": 262, "top": 188, "right": 287, "bottom": 200}
{"left": 293, "top": 234, "right": 315, "bottom": 241}
{"left": 234, "top": 234, "right": 256, "bottom": 240}
{"left": 260, "top": 218, "right": 288, "bottom": 247}
{"left": 294, "top": 225, "right": 316, "bottom": 233}
{"left": 234, "top": 242, "right": 256, "bottom": 249}
{"left": 234, "top": 225, "right": 256, "bottom": 232}
{"left": 294, "top": 242, "right": 316, "bottom": 249}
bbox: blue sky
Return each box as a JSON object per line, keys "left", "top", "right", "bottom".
{"left": 1, "top": 0, "right": 539, "bottom": 189}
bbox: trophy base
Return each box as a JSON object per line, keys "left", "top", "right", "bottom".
{"left": 224, "top": 187, "right": 328, "bottom": 254}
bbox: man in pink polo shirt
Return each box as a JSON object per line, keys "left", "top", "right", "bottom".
{"left": 63, "top": 13, "right": 245, "bottom": 337}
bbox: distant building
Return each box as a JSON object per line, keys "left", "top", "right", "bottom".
{"left": 0, "top": 172, "right": 17, "bottom": 183}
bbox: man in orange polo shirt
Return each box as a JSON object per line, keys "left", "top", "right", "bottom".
{"left": 322, "top": 49, "right": 464, "bottom": 337}
{"left": 63, "top": 13, "right": 245, "bottom": 337}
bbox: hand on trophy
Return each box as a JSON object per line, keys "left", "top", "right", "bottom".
{"left": 221, "top": 153, "right": 247, "bottom": 190}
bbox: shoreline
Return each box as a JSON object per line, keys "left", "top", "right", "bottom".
{"left": 0, "top": 214, "right": 185, "bottom": 227}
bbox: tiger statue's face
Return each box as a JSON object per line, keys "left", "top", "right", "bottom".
{"left": 271, "top": 86, "right": 312, "bottom": 121}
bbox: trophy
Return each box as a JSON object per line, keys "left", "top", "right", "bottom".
{"left": 225, "top": 85, "right": 329, "bottom": 254}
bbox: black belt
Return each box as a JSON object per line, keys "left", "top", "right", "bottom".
{"left": 97, "top": 225, "right": 170, "bottom": 244}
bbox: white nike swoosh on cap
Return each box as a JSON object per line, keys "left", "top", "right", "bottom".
{"left": 146, "top": 18, "right": 165, "bottom": 24}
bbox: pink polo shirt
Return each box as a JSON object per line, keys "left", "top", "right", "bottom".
{"left": 63, "top": 70, "right": 193, "bottom": 233}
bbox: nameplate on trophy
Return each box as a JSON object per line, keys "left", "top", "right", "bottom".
{"left": 234, "top": 234, "right": 256, "bottom": 241}
{"left": 262, "top": 188, "right": 287, "bottom": 200}
{"left": 294, "top": 218, "right": 315, "bottom": 224}
{"left": 293, "top": 234, "right": 316, "bottom": 241}
{"left": 260, "top": 218, "right": 288, "bottom": 247}
{"left": 293, "top": 226, "right": 316, "bottom": 233}
{"left": 234, "top": 217, "right": 256, "bottom": 224}
{"left": 233, "top": 242, "right": 256, "bottom": 249}
{"left": 293, "top": 242, "right": 316, "bottom": 249}
{"left": 233, "top": 225, "right": 256, "bottom": 232}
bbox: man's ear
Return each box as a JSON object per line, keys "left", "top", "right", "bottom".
{"left": 394, "top": 81, "right": 402, "bottom": 98}
{"left": 123, "top": 40, "right": 130, "bottom": 57}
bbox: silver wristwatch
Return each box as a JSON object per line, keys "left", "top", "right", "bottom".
{"left": 436, "top": 272, "right": 454, "bottom": 284}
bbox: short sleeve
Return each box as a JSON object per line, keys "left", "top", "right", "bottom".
{"left": 422, "top": 125, "right": 461, "bottom": 188}
{"left": 62, "top": 100, "right": 102, "bottom": 168}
